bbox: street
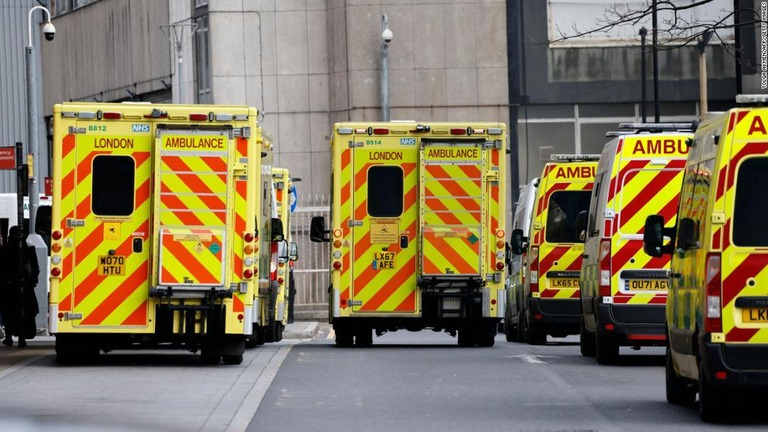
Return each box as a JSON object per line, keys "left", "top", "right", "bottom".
{"left": 0, "top": 325, "right": 765, "bottom": 431}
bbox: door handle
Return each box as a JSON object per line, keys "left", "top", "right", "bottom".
{"left": 400, "top": 235, "right": 409, "bottom": 249}
{"left": 133, "top": 238, "right": 143, "bottom": 253}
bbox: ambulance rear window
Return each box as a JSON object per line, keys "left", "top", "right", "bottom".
{"left": 92, "top": 155, "right": 135, "bottom": 216}
{"left": 367, "top": 166, "right": 403, "bottom": 217}
{"left": 733, "top": 157, "right": 768, "bottom": 246}
{"left": 546, "top": 191, "right": 592, "bottom": 243}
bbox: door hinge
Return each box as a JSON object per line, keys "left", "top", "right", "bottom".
{"left": 348, "top": 141, "right": 363, "bottom": 148}
{"left": 233, "top": 127, "right": 251, "bottom": 138}
{"left": 347, "top": 300, "right": 362, "bottom": 307}
{"left": 68, "top": 126, "right": 86, "bottom": 134}
{"left": 348, "top": 220, "right": 363, "bottom": 227}
{"left": 66, "top": 219, "right": 85, "bottom": 228}
{"left": 484, "top": 140, "right": 502, "bottom": 150}
{"left": 232, "top": 163, "right": 248, "bottom": 177}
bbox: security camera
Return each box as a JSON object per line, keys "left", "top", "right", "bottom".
{"left": 43, "top": 22, "right": 55, "bottom": 41}
{"left": 382, "top": 27, "right": 393, "bottom": 44}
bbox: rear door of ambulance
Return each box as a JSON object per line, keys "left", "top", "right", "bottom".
{"left": 534, "top": 163, "right": 595, "bottom": 302}
{"left": 720, "top": 108, "right": 768, "bottom": 346}
{"left": 609, "top": 135, "right": 688, "bottom": 312}
{"left": 154, "top": 128, "right": 233, "bottom": 295}
{"left": 62, "top": 117, "right": 153, "bottom": 330}
{"left": 346, "top": 134, "right": 419, "bottom": 314}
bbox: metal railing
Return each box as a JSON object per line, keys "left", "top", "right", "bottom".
{"left": 289, "top": 194, "right": 330, "bottom": 311}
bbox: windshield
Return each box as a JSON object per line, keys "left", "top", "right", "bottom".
{"left": 545, "top": 190, "right": 592, "bottom": 243}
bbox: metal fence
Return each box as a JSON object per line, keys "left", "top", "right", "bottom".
{"left": 290, "top": 194, "right": 330, "bottom": 312}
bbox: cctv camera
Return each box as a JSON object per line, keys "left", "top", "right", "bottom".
{"left": 43, "top": 22, "right": 55, "bottom": 41}
{"left": 382, "top": 28, "right": 393, "bottom": 43}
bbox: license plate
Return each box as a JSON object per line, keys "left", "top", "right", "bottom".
{"left": 742, "top": 308, "right": 768, "bottom": 323}
{"left": 98, "top": 255, "right": 127, "bottom": 276}
{"left": 625, "top": 279, "right": 668, "bottom": 291}
{"left": 550, "top": 278, "right": 579, "bottom": 288}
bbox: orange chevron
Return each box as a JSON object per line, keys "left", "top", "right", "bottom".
{"left": 359, "top": 256, "right": 417, "bottom": 311}
{"left": 161, "top": 236, "right": 219, "bottom": 283}
{"left": 425, "top": 235, "right": 477, "bottom": 274}
{"left": 395, "top": 291, "right": 416, "bottom": 312}
{"left": 80, "top": 261, "right": 149, "bottom": 325}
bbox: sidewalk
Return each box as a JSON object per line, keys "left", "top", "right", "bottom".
{"left": 283, "top": 321, "right": 320, "bottom": 339}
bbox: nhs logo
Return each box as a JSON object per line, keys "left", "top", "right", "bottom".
{"left": 131, "top": 124, "right": 150, "bottom": 133}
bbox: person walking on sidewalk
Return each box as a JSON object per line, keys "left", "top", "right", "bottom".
{"left": 0, "top": 226, "right": 39, "bottom": 347}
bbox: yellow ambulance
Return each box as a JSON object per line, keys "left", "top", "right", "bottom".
{"left": 511, "top": 155, "right": 598, "bottom": 345}
{"left": 311, "top": 122, "right": 507, "bottom": 347}
{"left": 271, "top": 167, "right": 298, "bottom": 341}
{"left": 645, "top": 96, "right": 768, "bottom": 422}
{"left": 49, "top": 102, "right": 265, "bottom": 364}
{"left": 580, "top": 123, "right": 692, "bottom": 364}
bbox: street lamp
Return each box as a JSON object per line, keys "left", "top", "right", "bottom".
{"left": 380, "top": 14, "right": 393, "bottom": 122}
{"left": 26, "top": 5, "right": 55, "bottom": 233}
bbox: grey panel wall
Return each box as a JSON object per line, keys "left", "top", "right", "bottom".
{"left": 40, "top": 0, "right": 172, "bottom": 108}
{"left": 0, "top": 0, "right": 49, "bottom": 193}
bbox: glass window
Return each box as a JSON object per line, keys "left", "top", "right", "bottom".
{"left": 92, "top": 156, "right": 135, "bottom": 216}
{"left": 733, "top": 158, "right": 768, "bottom": 246}
{"left": 367, "top": 166, "right": 403, "bottom": 217}
{"left": 546, "top": 190, "right": 592, "bottom": 243}
{"left": 587, "top": 173, "right": 603, "bottom": 237}
{"left": 195, "top": 15, "right": 211, "bottom": 104}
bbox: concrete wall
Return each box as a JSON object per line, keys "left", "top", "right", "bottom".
{"left": 40, "top": 0, "right": 172, "bottom": 107}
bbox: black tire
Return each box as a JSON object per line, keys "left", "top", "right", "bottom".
{"left": 245, "top": 324, "right": 265, "bottom": 348}
{"left": 580, "top": 317, "right": 596, "bottom": 357}
{"left": 274, "top": 323, "right": 284, "bottom": 342}
{"left": 55, "top": 336, "right": 99, "bottom": 365}
{"left": 516, "top": 310, "right": 526, "bottom": 342}
{"left": 335, "top": 328, "right": 354, "bottom": 347}
{"left": 595, "top": 333, "right": 619, "bottom": 365}
{"left": 665, "top": 348, "right": 695, "bottom": 405}
{"left": 528, "top": 323, "right": 547, "bottom": 346}
{"left": 504, "top": 313, "right": 518, "bottom": 342}
{"left": 698, "top": 361, "right": 729, "bottom": 423}
{"left": 222, "top": 354, "right": 244, "bottom": 365}
{"left": 355, "top": 328, "right": 373, "bottom": 347}
{"left": 201, "top": 354, "right": 221, "bottom": 365}
{"left": 457, "top": 327, "right": 474, "bottom": 347}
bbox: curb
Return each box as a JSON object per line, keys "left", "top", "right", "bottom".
{"left": 283, "top": 322, "right": 319, "bottom": 339}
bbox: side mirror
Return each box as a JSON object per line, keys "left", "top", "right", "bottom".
{"left": 676, "top": 218, "right": 697, "bottom": 251}
{"left": 271, "top": 218, "right": 284, "bottom": 242}
{"left": 511, "top": 228, "right": 525, "bottom": 255}
{"left": 643, "top": 215, "right": 675, "bottom": 257}
{"left": 277, "top": 240, "right": 289, "bottom": 263}
{"left": 575, "top": 210, "right": 587, "bottom": 243}
{"left": 310, "top": 216, "right": 330, "bottom": 243}
{"left": 289, "top": 242, "right": 299, "bottom": 262}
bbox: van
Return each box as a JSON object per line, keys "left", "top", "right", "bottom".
{"left": 644, "top": 96, "right": 768, "bottom": 422}
{"left": 512, "top": 155, "right": 599, "bottom": 345}
{"left": 504, "top": 178, "right": 538, "bottom": 341}
{"left": 580, "top": 123, "right": 693, "bottom": 364}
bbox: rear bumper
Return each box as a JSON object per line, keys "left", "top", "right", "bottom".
{"left": 700, "top": 337, "right": 768, "bottom": 389}
{"left": 596, "top": 303, "right": 666, "bottom": 346}
{"left": 529, "top": 298, "right": 579, "bottom": 333}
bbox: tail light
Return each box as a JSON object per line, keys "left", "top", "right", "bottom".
{"left": 705, "top": 253, "right": 722, "bottom": 333}
{"left": 529, "top": 246, "right": 539, "bottom": 293}
{"left": 270, "top": 242, "right": 279, "bottom": 279}
{"left": 599, "top": 239, "right": 612, "bottom": 297}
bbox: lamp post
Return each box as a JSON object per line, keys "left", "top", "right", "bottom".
{"left": 25, "top": 5, "right": 55, "bottom": 233}
{"left": 639, "top": 27, "right": 647, "bottom": 122}
{"left": 380, "top": 14, "right": 393, "bottom": 122}
{"left": 651, "top": 0, "right": 660, "bottom": 122}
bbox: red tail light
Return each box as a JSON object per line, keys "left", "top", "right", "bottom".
{"left": 244, "top": 232, "right": 255, "bottom": 242}
{"left": 333, "top": 261, "right": 342, "bottom": 270}
{"left": 51, "top": 267, "right": 61, "bottom": 277}
{"left": 52, "top": 230, "right": 62, "bottom": 240}
{"left": 189, "top": 113, "right": 208, "bottom": 121}
{"left": 529, "top": 247, "right": 539, "bottom": 293}
{"left": 102, "top": 112, "right": 121, "bottom": 120}
{"left": 373, "top": 128, "right": 389, "bottom": 135}
{"left": 599, "top": 239, "right": 612, "bottom": 297}
{"left": 705, "top": 253, "right": 722, "bottom": 333}
{"left": 243, "top": 269, "right": 254, "bottom": 279}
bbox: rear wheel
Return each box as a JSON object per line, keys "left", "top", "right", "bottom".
{"left": 355, "top": 327, "right": 373, "bottom": 347}
{"left": 504, "top": 313, "right": 518, "bottom": 342}
{"left": 595, "top": 333, "right": 619, "bottom": 365}
{"left": 516, "top": 310, "right": 526, "bottom": 342}
{"left": 335, "top": 327, "right": 354, "bottom": 347}
{"left": 665, "top": 348, "right": 695, "bottom": 405}
{"left": 457, "top": 327, "right": 475, "bottom": 347}
{"left": 698, "top": 361, "right": 730, "bottom": 423}
{"left": 222, "top": 354, "right": 244, "bottom": 365}
{"left": 201, "top": 353, "right": 221, "bottom": 365}
{"left": 477, "top": 321, "right": 497, "bottom": 347}
{"left": 579, "top": 317, "right": 596, "bottom": 357}
{"left": 527, "top": 321, "right": 547, "bottom": 346}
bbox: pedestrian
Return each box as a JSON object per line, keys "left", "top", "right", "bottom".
{"left": 0, "top": 226, "right": 39, "bottom": 347}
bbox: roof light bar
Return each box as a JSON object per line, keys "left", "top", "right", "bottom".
{"left": 78, "top": 112, "right": 96, "bottom": 119}
{"left": 487, "top": 128, "right": 503, "bottom": 135}
{"left": 617, "top": 122, "right": 694, "bottom": 132}
{"left": 411, "top": 125, "right": 431, "bottom": 133}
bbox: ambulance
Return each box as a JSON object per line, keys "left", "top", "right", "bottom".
{"left": 511, "top": 155, "right": 599, "bottom": 345}
{"left": 580, "top": 122, "right": 692, "bottom": 365}
{"left": 504, "top": 177, "right": 538, "bottom": 342}
{"left": 270, "top": 167, "right": 298, "bottom": 341}
{"left": 311, "top": 122, "right": 507, "bottom": 347}
{"left": 644, "top": 96, "right": 768, "bottom": 422}
{"left": 49, "top": 102, "right": 265, "bottom": 364}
